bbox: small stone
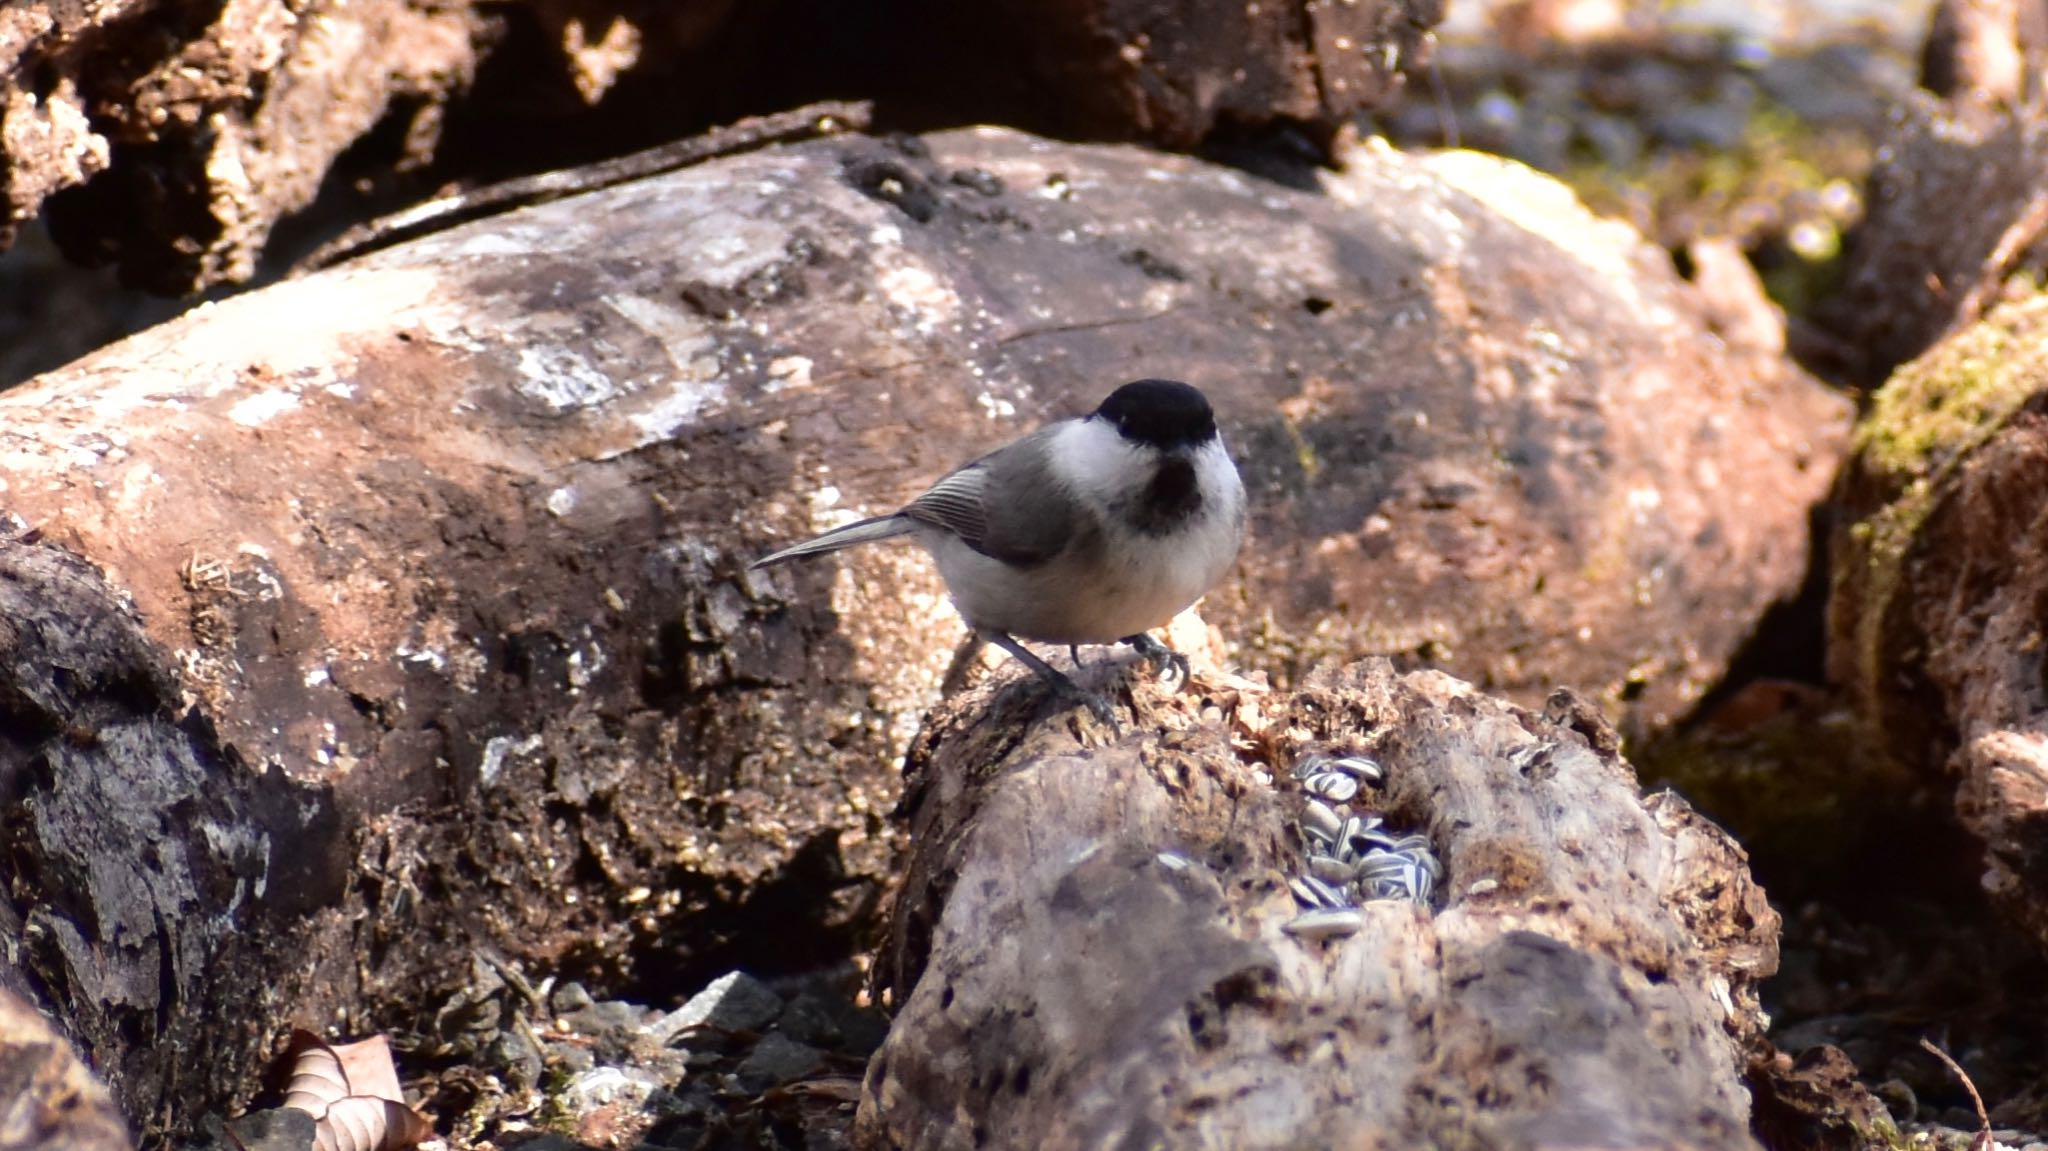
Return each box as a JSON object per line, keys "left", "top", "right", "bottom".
{"left": 550, "top": 1042, "right": 597, "bottom": 1075}
{"left": 551, "top": 980, "right": 597, "bottom": 1014}
{"left": 636, "top": 1084, "right": 717, "bottom": 1149}
{"left": 563, "top": 998, "right": 652, "bottom": 1039}
{"left": 776, "top": 992, "right": 843, "bottom": 1049}
{"left": 561, "top": 1065, "right": 663, "bottom": 1113}
{"left": 645, "top": 971, "right": 784, "bottom": 1045}
{"left": 733, "top": 1031, "right": 825, "bottom": 1095}
{"left": 221, "top": 1108, "right": 317, "bottom": 1151}
{"left": 834, "top": 1004, "right": 890, "bottom": 1056}
{"left": 485, "top": 1024, "right": 545, "bottom": 1088}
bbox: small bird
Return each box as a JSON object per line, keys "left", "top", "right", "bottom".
{"left": 751, "top": 379, "right": 1246, "bottom": 722}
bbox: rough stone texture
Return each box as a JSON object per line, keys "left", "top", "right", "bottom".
{"left": 932, "top": 0, "right": 1442, "bottom": 146}
{"left": 0, "top": 127, "right": 1836, "bottom": 1132}
{"left": 12, "top": 0, "right": 481, "bottom": 292}
{"left": 0, "top": 536, "right": 343, "bottom": 1141}
{"left": 1824, "top": 88, "right": 2048, "bottom": 387}
{"left": 0, "top": 989, "right": 133, "bottom": 1151}
{"left": 2, "top": 0, "right": 1442, "bottom": 293}
{"left": 860, "top": 659, "right": 1778, "bottom": 1149}
{"left": 1239, "top": 145, "right": 1846, "bottom": 735}
{"left": 1830, "top": 289, "right": 2048, "bottom": 956}
{"left": 1747, "top": 1043, "right": 1903, "bottom": 1151}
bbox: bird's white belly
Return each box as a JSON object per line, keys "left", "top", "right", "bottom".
{"left": 917, "top": 511, "right": 1239, "bottom": 644}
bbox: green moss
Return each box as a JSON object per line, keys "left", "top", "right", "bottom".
{"left": 1856, "top": 314, "right": 2031, "bottom": 480}
{"left": 1837, "top": 291, "right": 2048, "bottom": 727}
{"left": 1559, "top": 91, "right": 1869, "bottom": 319}
{"left": 1564, "top": 102, "right": 1863, "bottom": 224}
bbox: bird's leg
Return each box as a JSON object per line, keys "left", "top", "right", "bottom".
{"left": 939, "top": 632, "right": 990, "bottom": 697}
{"left": 1069, "top": 645, "right": 1084, "bottom": 669}
{"left": 1121, "top": 631, "right": 1191, "bottom": 688}
{"left": 985, "top": 631, "right": 1118, "bottom": 729}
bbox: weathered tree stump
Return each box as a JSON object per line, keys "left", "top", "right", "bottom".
{"left": 0, "top": 124, "right": 1832, "bottom": 1136}
{"left": 861, "top": 658, "right": 1779, "bottom": 1149}
{"left": 1831, "top": 290, "right": 2048, "bottom": 957}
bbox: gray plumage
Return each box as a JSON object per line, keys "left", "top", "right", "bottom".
{"left": 751, "top": 426, "right": 1096, "bottom": 573}
{"left": 749, "top": 379, "right": 1246, "bottom": 718}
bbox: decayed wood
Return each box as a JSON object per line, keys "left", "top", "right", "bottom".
{"left": 0, "top": 125, "right": 1828, "bottom": 1135}
{"left": 19, "top": 0, "right": 481, "bottom": 291}
{"left": 4, "top": 0, "right": 1443, "bottom": 292}
{"left": 0, "top": 989, "right": 131, "bottom": 1151}
{"left": 1830, "top": 291, "right": 2048, "bottom": 958}
{"left": 861, "top": 658, "right": 1778, "bottom": 1150}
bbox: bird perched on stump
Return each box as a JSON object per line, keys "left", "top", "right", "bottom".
{"left": 751, "top": 379, "right": 1246, "bottom": 723}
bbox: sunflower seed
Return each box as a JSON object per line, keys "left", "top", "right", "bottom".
{"left": 1386, "top": 834, "right": 1434, "bottom": 857}
{"left": 1308, "top": 854, "right": 1356, "bottom": 884}
{"left": 1336, "top": 816, "right": 1363, "bottom": 856}
{"left": 1284, "top": 908, "right": 1364, "bottom": 940}
{"left": 1303, "top": 771, "right": 1360, "bottom": 803}
{"left": 1300, "top": 800, "right": 1343, "bottom": 843}
{"left": 1411, "top": 863, "right": 1435, "bottom": 903}
{"left": 1290, "top": 753, "right": 1330, "bottom": 780}
{"left": 1328, "top": 756, "right": 1384, "bottom": 782}
{"left": 1289, "top": 874, "right": 1351, "bottom": 909}
{"left": 1355, "top": 852, "right": 1411, "bottom": 882}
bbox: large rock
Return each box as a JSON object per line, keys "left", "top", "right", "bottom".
{"left": 1830, "top": 289, "right": 2048, "bottom": 954}
{"left": 0, "top": 126, "right": 1838, "bottom": 1131}
{"left": 918, "top": 0, "right": 1441, "bottom": 146}
{"left": 1824, "top": 90, "right": 2048, "bottom": 386}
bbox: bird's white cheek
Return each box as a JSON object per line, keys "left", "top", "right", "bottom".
{"left": 1047, "top": 418, "right": 1148, "bottom": 506}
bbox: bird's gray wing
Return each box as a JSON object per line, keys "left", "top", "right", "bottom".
{"left": 902, "top": 427, "right": 1085, "bottom": 567}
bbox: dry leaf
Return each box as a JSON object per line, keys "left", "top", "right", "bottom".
{"left": 280, "top": 1030, "right": 432, "bottom": 1151}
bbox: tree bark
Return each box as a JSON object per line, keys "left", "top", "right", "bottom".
{"left": 861, "top": 659, "right": 1779, "bottom": 1150}
{"left": 0, "top": 989, "right": 130, "bottom": 1151}
{"left": 1830, "top": 291, "right": 2048, "bottom": 959}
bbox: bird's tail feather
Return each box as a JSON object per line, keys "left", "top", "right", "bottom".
{"left": 749, "top": 514, "right": 914, "bottom": 569}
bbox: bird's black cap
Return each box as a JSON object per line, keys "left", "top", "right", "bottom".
{"left": 1092, "top": 378, "right": 1217, "bottom": 450}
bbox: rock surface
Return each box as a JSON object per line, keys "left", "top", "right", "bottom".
{"left": 1825, "top": 90, "right": 2048, "bottom": 386}
{"left": 3, "top": 0, "right": 1441, "bottom": 293}
{"left": 860, "top": 658, "right": 1779, "bottom": 1149}
{"left": 924, "top": 0, "right": 1442, "bottom": 146}
{"left": 0, "top": 126, "right": 1839, "bottom": 1132}
{"left": 1830, "top": 289, "right": 2048, "bottom": 957}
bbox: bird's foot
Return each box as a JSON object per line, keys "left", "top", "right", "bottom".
{"left": 985, "top": 632, "right": 1121, "bottom": 732}
{"left": 1053, "top": 675, "right": 1120, "bottom": 729}
{"left": 1122, "top": 632, "right": 1191, "bottom": 689}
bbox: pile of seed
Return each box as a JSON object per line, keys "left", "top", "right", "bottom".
{"left": 1283, "top": 752, "right": 1442, "bottom": 940}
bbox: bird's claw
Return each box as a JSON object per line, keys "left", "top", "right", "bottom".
{"left": 1122, "top": 632, "right": 1191, "bottom": 689}
{"left": 1055, "top": 678, "right": 1121, "bottom": 732}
